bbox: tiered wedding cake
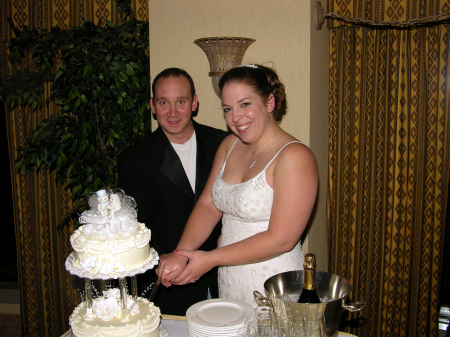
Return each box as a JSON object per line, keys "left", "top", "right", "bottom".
{"left": 65, "top": 189, "right": 160, "bottom": 337}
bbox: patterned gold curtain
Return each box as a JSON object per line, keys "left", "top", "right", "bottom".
{"left": 0, "top": 1, "right": 149, "bottom": 336}
{"left": 327, "top": 1, "right": 450, "bottom": 337}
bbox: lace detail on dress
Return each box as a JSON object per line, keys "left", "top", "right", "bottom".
{"left": 212, "top": 140, "right": 305, "bottom": 306}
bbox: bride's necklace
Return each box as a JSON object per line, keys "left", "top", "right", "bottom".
{"left": 248, "top": 128, "right": 280, "bottom": 169}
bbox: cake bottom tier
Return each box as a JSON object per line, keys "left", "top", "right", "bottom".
{"left": 70, "top": 297, "right": 160, "bottom": 337}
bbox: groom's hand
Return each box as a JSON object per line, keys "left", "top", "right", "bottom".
{"left": 156, "top": 253, "right": 189, "bottom": 287}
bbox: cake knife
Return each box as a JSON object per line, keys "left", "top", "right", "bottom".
{"left": 149, "top": 277, "right": 161, "bottom": 303}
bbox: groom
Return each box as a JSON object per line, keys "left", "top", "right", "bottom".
{"left": 117, "top": 68, "right": 228, "bottom": 315}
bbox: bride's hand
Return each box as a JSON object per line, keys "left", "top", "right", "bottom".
{"left": 156, "top": 252, "right": 189, "bottom": 287}
{"left": 169, "top": 250, "right": 214, "bottom": 285}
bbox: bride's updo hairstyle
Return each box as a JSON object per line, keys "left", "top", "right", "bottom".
{"left": 218, "top": 64, "right": 287, "bottom": 123}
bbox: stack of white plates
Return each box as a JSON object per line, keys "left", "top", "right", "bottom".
{"left": 186, "top": 298, "right": 254, "bottom": 337}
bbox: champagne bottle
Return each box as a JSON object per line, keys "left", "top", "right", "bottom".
{"left": 298, "top": 253, "right": 321, "bottom": 303}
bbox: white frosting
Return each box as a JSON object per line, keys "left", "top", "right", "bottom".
{"left": 65, "top": 189, "right": 159, "bottom": 279}
{"left": 67, "top": 190, "right": 162, "bottom": 337}
{"left": 70, "top": 297, "right": 160, "bottom": 337}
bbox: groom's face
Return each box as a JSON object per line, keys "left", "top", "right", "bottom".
{"left": 150, "top": 75, "right": 198, "bottom": 144}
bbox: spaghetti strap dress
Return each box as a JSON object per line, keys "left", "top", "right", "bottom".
{"left": 211, "top": 139, "right": 305, "bottom": 306}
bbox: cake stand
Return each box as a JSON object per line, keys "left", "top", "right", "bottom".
{"left": 66, "top": 249, "right": 159, "bottom": 320}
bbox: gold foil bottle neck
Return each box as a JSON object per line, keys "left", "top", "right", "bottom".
{"left": 304, "top": 253, "right": 316, "bottom": 270}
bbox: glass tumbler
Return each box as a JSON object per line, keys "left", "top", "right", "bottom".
{"left": 301, "top": 311, "right": 325, "bottom": 337}
{"left": 254, "top": 305, "right": 275, "bottom": 337}
{"left": 274, "top": 308, "right": 298, "bottom": 337}
{"left": 237, "top": 318, "right": 256, "bottom": 337}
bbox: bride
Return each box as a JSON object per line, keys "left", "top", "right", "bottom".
{"left": 156, "top": 64, "right": 318, "bottom": 306}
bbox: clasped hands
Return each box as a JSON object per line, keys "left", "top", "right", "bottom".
{"left": 155, "top": 249, "right": 213, "bottom": 287}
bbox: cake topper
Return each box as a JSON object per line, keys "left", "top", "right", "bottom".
{"left": 94, "top": 189, "right": 124, "bottom": 219}
{"left": 96, "top": 190, "right": 109, "bottom": 217}
{"left": 107, "top": 193, "right": 122, "bottom": 219}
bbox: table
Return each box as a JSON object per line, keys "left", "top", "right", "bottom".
{"left": 161, "top": 314, "right": 188, "bottom": 335}
{"left": 161, "top": 315, "right": 358, "bottom": 337}
{"left": 63, "top": 315, "right": 358, "bottom": 336}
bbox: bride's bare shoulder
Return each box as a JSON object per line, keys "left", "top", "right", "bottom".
{"left": 216, "top": 134, "right": 239, "bottom": 157}
{"left": 276, "top": 140, "right": 317, "bottom": 171}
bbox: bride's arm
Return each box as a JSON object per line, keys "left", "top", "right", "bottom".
{"left": 170, "top": 143, "right": 318, "bottom": 285}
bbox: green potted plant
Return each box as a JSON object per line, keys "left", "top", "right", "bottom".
{"left": 0, "top": 0, "right": 152, "bottom": 227}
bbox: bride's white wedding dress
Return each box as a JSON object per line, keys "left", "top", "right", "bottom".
{"left": 212, "top": 139, "right": 305, "bottom": 306}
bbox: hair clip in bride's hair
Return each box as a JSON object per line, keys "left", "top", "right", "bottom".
{"left": 236, "top": 64, "right": 259, "bottom": 69}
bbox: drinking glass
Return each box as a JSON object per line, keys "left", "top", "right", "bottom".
{"left": 274, "top": 308, "right": 298, "bottom": 337}
{"left": 254, "top": 305, "right": 275, "bottom": 337}
{"left": 301, "top": 311, "right": 325, "bottom": 337}
{"left": 237, "top": 320, "right": 257, "bottom": 337}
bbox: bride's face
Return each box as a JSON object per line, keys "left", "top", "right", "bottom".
{"left": 221, "top": 82, "right": 274, "bottom": 145}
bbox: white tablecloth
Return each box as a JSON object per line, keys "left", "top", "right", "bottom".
{"left": 162, "top": 318, "right": 357, "bottom": 337}
{"left": 162, "top": 318, "right": 189, "bottom": 335}
{"left": 64, "top": 317, "right": 357, "bottom": 336}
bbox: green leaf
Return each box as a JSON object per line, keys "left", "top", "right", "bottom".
{"left": 74, "top": 98, "right": 81, "bottom": 110}
{"left": 55, "top": 69, "right": 64, "bottom": 81}
{"left": 119, "top": 71, "right": 128, "bottom": 82}
{"left": 105, "top": 20, "right": 114, "bottom": 28}
{"left": 108, "top": 164, "right": 114, "bottom": 176}
{"left": 83, "top": 64, "right": 92, "bottom": 77}
{"left": 110, "top": 130, "right": 121, "bottom": 140}
{"left": 107, "top": 134, "right": 114, "bottom": 148}
{"left": 71, "top": 184, "right": 82, "bottom": 200}
{"left": 125, "top": 64, "right": 134, "bottom": 75}
{"left": 94, "top": 177, "right": 103, "bottom": 191}
{"left": 129, "top": 61, "right": 139, "bottom": 69}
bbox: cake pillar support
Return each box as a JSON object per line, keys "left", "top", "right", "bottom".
{"left": 119, "top": 278, "right": 129, "bottom": 321}
{"left": 85, "top": 279, "right": 94, "bottom": 319}
{"left": 131, "top": 276, "right": 138, "bottom": 301}
{"left": 100, "top": 279, "right": 111, "bottom": 293}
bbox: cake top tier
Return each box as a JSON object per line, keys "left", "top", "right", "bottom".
{"left": 65, "top": 188, "right": 159, "bottom": 279}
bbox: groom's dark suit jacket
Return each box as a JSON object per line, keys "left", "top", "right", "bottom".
{"left": 117, "top": 120, "right": 228, "bottom": 315}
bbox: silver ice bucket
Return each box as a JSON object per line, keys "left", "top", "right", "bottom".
{"left": 263, "top": 271, "right": 365, "bottom": 337}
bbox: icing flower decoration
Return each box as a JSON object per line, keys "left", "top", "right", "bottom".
{"left": 94, "top": 297, "right": 120, "bottom": 321}
{"left": 99, "top": 263, "right": 113, "bottom": 275}
{"left": 127, "top": 296, "right": 140, "bottom": 315}
{"left": 80, "top": 256, "right": 97, "bottom": 271}
{"left": 112, "top": 262, "right": 126, "bottom": 273}
{"left": 103, "top": 288, "right": 120, "bottom": 299}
